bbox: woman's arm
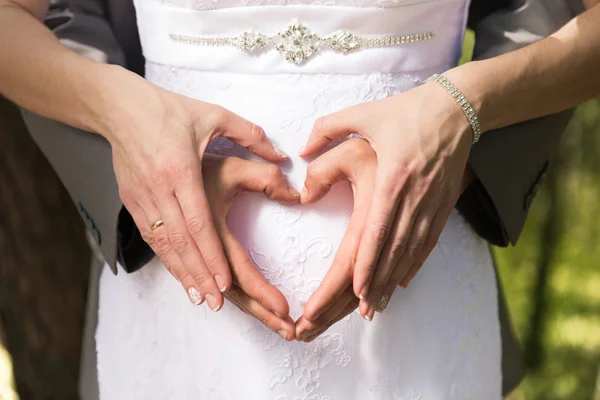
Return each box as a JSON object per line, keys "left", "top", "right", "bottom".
{"left": 444, "top": 2, "right": 600, "bottom": 134}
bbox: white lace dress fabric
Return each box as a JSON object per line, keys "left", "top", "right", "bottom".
{"left": 96, "top": 0, "right": 502, "bottom": 398}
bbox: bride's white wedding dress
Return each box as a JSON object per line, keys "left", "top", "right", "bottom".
{"left": 96, "top": 0, "right": 502, "bottom": 398}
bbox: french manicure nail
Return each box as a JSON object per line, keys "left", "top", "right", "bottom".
{"left": 205, "top": 294, "right": 221, "bottom": 312}
{"left": 215, "top": 275, "right": 227, "bottom": 292}
{"left": 364, "top": 314, "right": 372, "bottom": 321}
{"left": 300, "top": 186, "right": 308, "bottom": 202}
{"left": 278, "top": 330, "right": 288, "bottom": 340}
{"left": 272, "top": 143, "right": 288, "bottom": 158}
{"left": 358, "top": 294, "right": 365, "bottom": 300}
{"left": 188, "top": 287, "right": 203, "bottom": 305}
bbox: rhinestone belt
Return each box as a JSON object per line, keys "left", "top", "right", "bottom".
{"left": 169, "top": 21, "right": 435, "bottom": 65}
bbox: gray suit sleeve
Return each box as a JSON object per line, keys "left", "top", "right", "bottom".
{"left": 19, "top": 1, "right": 130, "bottom": 274}
{"left": 457, "top": 0, "right": 580, "bottom": 246}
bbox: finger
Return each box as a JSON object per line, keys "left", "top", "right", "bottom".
{"left": 125, "top": 198, "right": 203, "bottom": 306}
{"left": 296, "top": 287, "right": 356, "bottom": 341}
{"left": 300, "top": 106, "right": 366, "bottom": 157}
{"left": 220, "top": 225, "right": 292, "bottom": 321}
{"left": 400, "top": 204, "right": 454, "bottom": 288}
{"left": 225, "top": 286, "right": 295, "bottom": 341}
{"left": 360, "top": 200, "right": 418, "bottom": 314}
{"left": 353, "top": 168, "right": 403, "bottom": 301}
{"left": 303, "top": 298, "right": 360, "bottom": 342}
{"left": 156, "top": 192, "right": 224, "bottom": 312}
{"left": 302, "top": 180, "right": 371, "bottom": 322}
{"left": 301, "top": 143, "right": 351, "bottom": 204}
{"left": 211, "top": 107, "right": 287, "bottom": 162}
{"left": 174, "top": 165, "right": 233, "bottom": 294}
{"left": 362, "top": 207, "right": 426, "bottom": 319}
{"left": 232, "top": 159, "right": 300, "bottom": 203}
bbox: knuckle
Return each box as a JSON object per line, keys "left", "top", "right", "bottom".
{"left": 346, "top": 138, "right": 372, "bottom": 159}
{"left": 207, "top": 105, "right": 228, "bottom": 129}
{"left": 155, "top": 233, "right": 172, "bottom": 255}
{"left": 306, "top": 162, "right": 322, "bottom": 180}
{"left": 265, "top": 163, "right": 283, "bottom": 182}
{"left": 170, "top": 232, "right": 190, "bottom": 254}
{"left": 201, "top": 252, "right": 220, "bottom": 270}
{"left": 370, "top": 223, "right": 391, "bottom": 246}
{"left": 252, "top": 282, "right": 268, "bottom": 305}
{"left": 250, "top": 123, "right": 266, "bottom": 143}
{"left": 407, "top": 240, "right": 425, "bottom": 258}
{"left": 140, "top": 229, "right": 155, "bottom": 246}
{"left": 172, "top": 266, "right": 191, "bottom": 283}
{"left": 190, "top": 269, "right": 212, "bottom": 287}
{"left": 187, "top": 216, "right": 209, "bottom": 238}
{"left": 312, "top": 116, "right": 326, "bottom": 133}
{"left": 389, "top": 239, "right": 408, "bottom": 261}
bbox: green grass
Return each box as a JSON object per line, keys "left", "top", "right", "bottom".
{"left": 498, "top": 101, "right": 600, "bottom": 400}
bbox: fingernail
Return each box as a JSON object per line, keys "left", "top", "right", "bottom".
{"left": 298, "top": 145, "right": 305, "bottom": 156}
{"left": 215, "top": 275, "right": 227, "bottom": 292}
{"left": 205, "top": 294, "right": 221, "bottom": 311}
{"left": 273, "top": 143, "right": 288, "bottom": 158}
{"left": 289, "top": 187, "right": 300, "bottom": 197}
{"left": 367, "top": 306, "right": 376, "bottom": 321}
{"left": 188, "top": 287, "right": 203, "bottom": 305}
{"left": 376, "top": 294, "right": 390, "bottom": 313}
{"left": 358, "top": 294, "right": 365, "bottom": 300}
{"left": 364, "top": 314, "right": 372, "bottom": 321}
{"left": 300, "top": 186, "right": 309, "bottom": 203}
{"left": 278, "top": 330, "right": 288, "bottom": 340}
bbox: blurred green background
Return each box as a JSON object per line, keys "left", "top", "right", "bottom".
{"left": 1, "top": 31, "right": 599, "bottom": 400}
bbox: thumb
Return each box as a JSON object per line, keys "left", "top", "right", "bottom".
{"left": 300, "top": 105, "right": 364, "bottom": 158}
{"left": 234, "top": 160, "right": 300, "bottom": 204}
{"left": 219, "top": 226, "right": 292, "bottom": 320}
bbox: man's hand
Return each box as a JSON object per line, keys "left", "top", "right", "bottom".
{"left": 202, "top": 154, "right": 298, "bottom": 340}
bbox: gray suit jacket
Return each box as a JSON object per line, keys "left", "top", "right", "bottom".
{"left": 19, "top": 0, "right": 583, "bottom": 396}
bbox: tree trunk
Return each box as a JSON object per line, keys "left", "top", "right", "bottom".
{"left": 0, "top": 97, "right": 90, "bottom": 400}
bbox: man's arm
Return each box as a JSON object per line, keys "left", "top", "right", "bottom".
{"left": 457, "top": 0, "right": 582, "bottom": 246}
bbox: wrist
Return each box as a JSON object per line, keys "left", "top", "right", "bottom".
{"left": 79, "top": 64, "right": 138, "bottom": 143}
{"left": 423, "top": 75, "right": 476, "bottom": 145}
{"left": 442, "top": 62, "right": 491, "bottom": 133}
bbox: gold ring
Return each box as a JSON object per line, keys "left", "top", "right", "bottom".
{"left": 150, "top": 220, "right": 164, "bottom": 231}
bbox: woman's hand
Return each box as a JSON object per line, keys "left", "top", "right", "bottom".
{"left": 300, "top": 82, "right": 473, "bottom": 321}
{"left": 201, "top": 154, "right": 298, "bottom": 340}
{"left": 108, "top": 69, "right": 287, "bottom": 313}
{"left": 296, "top": 139, "right": 475, "bottom": 341}
{"left": 295, "top": 138, "right": 376, "bottom": 341}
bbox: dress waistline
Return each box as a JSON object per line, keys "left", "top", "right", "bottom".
{"left": 134, "top": 0, "right": 469, "bottom": 74}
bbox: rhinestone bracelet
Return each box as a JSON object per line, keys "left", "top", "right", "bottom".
{"left": 426, "top": 73, "right": 481, "bottom": 144}
{"left": 170, "top": 21, "right": 434, "bottom": 65}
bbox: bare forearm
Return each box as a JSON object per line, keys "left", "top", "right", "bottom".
{"left": 444, "top": 4, "right": 600, "bottom": 134}
{"left": 0, "top": 1, "right": 127, "bottom": 136}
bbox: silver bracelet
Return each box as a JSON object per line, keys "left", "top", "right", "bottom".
{"left": 426, "top": 73, "right": 481, "bottom": 144}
